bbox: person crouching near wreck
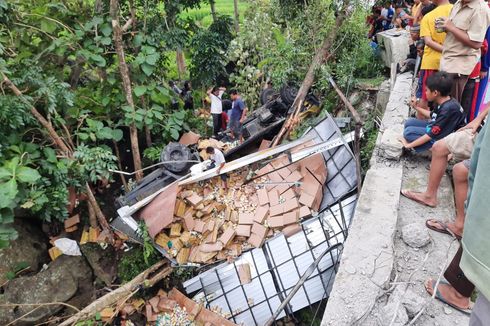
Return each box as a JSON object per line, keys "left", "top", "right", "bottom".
{"left": 400, "top": 71, "right": 465, "bottom": 152}
{"left": 206, "top": 146, "right": 227, "bottom": 190}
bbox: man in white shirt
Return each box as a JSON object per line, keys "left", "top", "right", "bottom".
{"left": 207, "top": 86, "right": 226, "bottom": 138}
{"left": 206, "top": 146, "right": 227, "bottom": 189}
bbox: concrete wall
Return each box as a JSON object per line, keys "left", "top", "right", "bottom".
{"left": 321, "top": 73, "right": 412, "bottom": 325}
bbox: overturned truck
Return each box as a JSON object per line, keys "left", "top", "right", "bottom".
{"left": 112, "top": 108, "right": 359, "bottom": 324}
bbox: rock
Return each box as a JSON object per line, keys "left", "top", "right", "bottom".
{"left": 391, "top": 287, "right": 425, "bottom": 317}
{"left": 375, "top": 80, "right": 391, "bottom": 114}
{"left": 380, "top": 302, "right": 409, "bottom": 326}
{"left": 0, "top": 219, "right": 48, "bottom": 284}
{"left": 444, "top": 307, "right": 453, "bottom": 315}
{"left": 378, "top": 124, "right": 404, "bottom": 160}
{"left": 402, "top": 223, "right": 430, "bottom": 248}
{"left": 0, "top": 255, "right": 93, "bottom": 325}
{"left": 80, "top": 243, "right": 117, "bottom": 286}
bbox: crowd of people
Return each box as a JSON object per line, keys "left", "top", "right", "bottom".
{"left": 369, "top": 0, "right": 490, "bottom": 323}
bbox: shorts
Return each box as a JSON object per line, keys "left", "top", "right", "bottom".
{"left": 463, "top": 159, "right": 471, "bottom": 169}
{"left": 421, "top": 69, "right": 436, "bottom": 101}
{"left": 228, "top": 119, "right": 242, "bottom": 138}
{"left": 444, "top": 129, "right": 475, "bottom": 162}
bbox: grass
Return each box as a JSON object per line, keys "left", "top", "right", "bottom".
{"left": 180, "top": 0, "right": 250, "bottom": 27}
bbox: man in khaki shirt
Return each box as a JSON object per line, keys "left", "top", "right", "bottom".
{"left": 439, "top": 0, "right": 490, "bottom": 102}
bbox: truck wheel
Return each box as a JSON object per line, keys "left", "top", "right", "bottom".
{"left": 160, "top": 142, "right": 192, "bottom": 174}
{"left": 260, "top": 88, "right": 276, "bottom": 105}
{"left": 280, "top": 85, "right": 298, "bottom": 106}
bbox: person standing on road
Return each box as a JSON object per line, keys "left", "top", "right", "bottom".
{"left": 207, "top": 86, "right": 226, "bottom": 138}
{"left": 229, "top": 89, "right": 248, "bottom": 143}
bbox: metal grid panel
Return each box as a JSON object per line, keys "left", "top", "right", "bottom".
{"left": 183, "top": 194, "right": 357, "bottom": 326}
{"left": 304, "top": 113, "right": 358, "bottom": 209}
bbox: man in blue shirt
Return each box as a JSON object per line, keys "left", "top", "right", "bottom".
{"left": 229, "top": 89, "right": 248, "bottom": 142}
{"left": 380, "top": 2, "right": 395, "bottom": 30}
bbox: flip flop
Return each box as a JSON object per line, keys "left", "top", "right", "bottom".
{"left": 425, "top": 279, "right": 473, "bottom": 315}
{"left": 425, "top": 219, "right": 462, "bottom": 240}
{"left": 400, "top": 190, "right": 437, "bottom": 208}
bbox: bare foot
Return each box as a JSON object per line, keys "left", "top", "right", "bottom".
{"left": 444, "top": 222, "right": 463, "bottom": 238}
{"left": 401, "top": 190, "right": 438, "bottom": 207}
{"left": 425, "top": 278, "right": 471, "bottom": 310}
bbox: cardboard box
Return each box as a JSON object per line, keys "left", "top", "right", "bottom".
{"left": 236, "top": 224, "right": 251, "bottom": 237}
{"left": 283, "top": 210, "right": 298, "bottom": 225}
{"left": 257, "top": 188, "right": 269, "bottom": 206}
{"left": 268, "top": 190, "right": 279, "bottom": 206}
{"left": 219, "top": 227, "right": 236, "bottom": 247}
{"left": 269, "top": 204, "right": 284, "bottom": 217}
{"left": 251, "top": 223, "right": 268, "bottom": 239}
{"left": 299, "top": 206, "right": 311, "bottom": 219}
{"left": 64, "top": 214, "right": 80, "bottom": 230}
{"left": 283, "top": 224, "right": 302, "bottom": 238}
{"left": 238, "top": 212, "right": 254, "bottom": 225}
{"left": 200, "top": 242, "right": 223, "bottom": 253}
{"left": 254, "top": 205, "right": 269, "bottom": 223}
{"left": 283, "top": 197, "right": 299, "bottom": 213}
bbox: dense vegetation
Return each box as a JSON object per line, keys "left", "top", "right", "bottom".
{"left": 0, "top": 0, "right": 381, "bottom": 248}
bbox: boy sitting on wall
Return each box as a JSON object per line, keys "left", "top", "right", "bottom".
{"left": 400, "top": 71, "right": 465, "bottom": 152}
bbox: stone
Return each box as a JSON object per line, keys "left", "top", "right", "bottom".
{"left": 375, "top": 80, "right": 391, "bottom": 114}
{"left": 0, "top": 255, "right": 93, "bottom": 325}
{"left": 0, "top": 220, "right": 48, "bottom": 285}
{"left": 379, "top": 124, "right": 404, "bottom": 160}
{"left": 402, "top": 223, "right": 430, "bottom": 248}
{"left": 80, "top": 243, "right": 117, "bottom": 286}
{"left": 380, "top": 302, "right": 409, "bottom": 326}
{"left": 377, "top": 29, "right": 410, "bottom": 68}
{"left": 391, "top": 287, "right": 425, "bottom": 318}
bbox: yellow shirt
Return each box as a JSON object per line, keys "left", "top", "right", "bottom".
{"left": 412, "top": 2, "right": 422, "bottom": 22}
{"left": 420, "top": 4, "right": 453, "bottom": 70}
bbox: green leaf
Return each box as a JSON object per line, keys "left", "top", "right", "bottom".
{"left": 0, "top": 179, "right": 18, "bottom": 208}
{"left": 91, "top": 54, "right": 106, "bottom": 67}
{"left": 140, "top": 63, "right": 154, "bottom": 76}
{"left": 95, "top": 312, "right": 101, "bottom": 321}
{"left": 16, "top": 166, "right": 41, "bottom": 183}
{"left": 0, "top": 167, "right": 11, "bottom": 180}
{"left": 97, "top": 127, "right": 114, "bottom": 140}
{"left": 43, "top": 147, "right": 57, "bottom": 163}
{"left": 145, "top": 53, "right": 159, "bottom": 65}
{"left": 100, "top": 23, "right": 112, "bottom": 37}
{"left": 5, "top": 271, "right": 15, "bottom": 280}
{"left": 134, "top": 85, "right": 147, "bottom": 97}
{"left": 112, "top": 129, "right": 123, "bottom": 142}
{"left": 170, "top": 128, "right": 180, "bottom": 140}
{"left": 40, "top": 20, "right": 57, "bottom": 34}
{"left": 100, "top": 37, "right": 112, "bottom": 46}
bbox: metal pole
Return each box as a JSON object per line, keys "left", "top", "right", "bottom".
{"left": 263, "top": 243, "right": 343, "bottom": 326}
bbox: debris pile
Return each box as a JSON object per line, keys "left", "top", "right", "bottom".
{"left": 150, "top": 142, "right": 328, "bottom": 264}
{"left": 98, "top": 288, "right": 237, "bottom": 326}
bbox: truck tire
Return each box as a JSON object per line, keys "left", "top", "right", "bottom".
{"left": 280, "top": 85, "right": 298, "bottom": 106}
{"left": 260, "top": 88, "right": 276, "bottom": 105}
{"left": 160, "top": 142, "right": 192, "bottom": 174}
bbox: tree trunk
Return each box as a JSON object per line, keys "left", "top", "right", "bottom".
{"left": 59, "top": 261, "right": 172, "bottom": 326}
{"left": 233, "top": 0, "right": 240, "bottom": 33}
{"left": 85, "top": 183, "right": 113, "bottom": 242}
{"left": 2, "top": 73, "right": 71, "bottom": 155}
{"left": 109, "top": 0, "right": 143, "bottom": 181}
{"left": 112, "top": 140, "right": 129, "bottom": 190}
{"left": 144, "top": 125, "right": 152, "bottom": 148}
{"left": 176, "top": 48, "right": 186, "bottom": 80}
{"left": 271, "top": 7, "right": 350, "bottom": 147}
{"left": 210, "top": 0, "right": 217, "bottom": 22}
{"left": 2, "top": 72, "right": 113, "bottom": 238}
{"left": 87, "top": 201, "right": 98, "bottom": 228}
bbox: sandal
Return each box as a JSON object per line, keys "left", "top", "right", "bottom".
{"left": 425, "top": 219, "right": 462, "bottom": 240}
{"left": 400, "top": 190, "right": 437, "bottom": 208}
{"left": 425, "top": 279, "right": 472, "bottom": 315}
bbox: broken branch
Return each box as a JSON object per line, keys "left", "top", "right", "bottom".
{"left": 59, "top": 260, "right": 172, "bottom": 326}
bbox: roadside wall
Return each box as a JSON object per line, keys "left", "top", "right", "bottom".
{"left": 321, "top": 73, "right": 412, "bottom": 325}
